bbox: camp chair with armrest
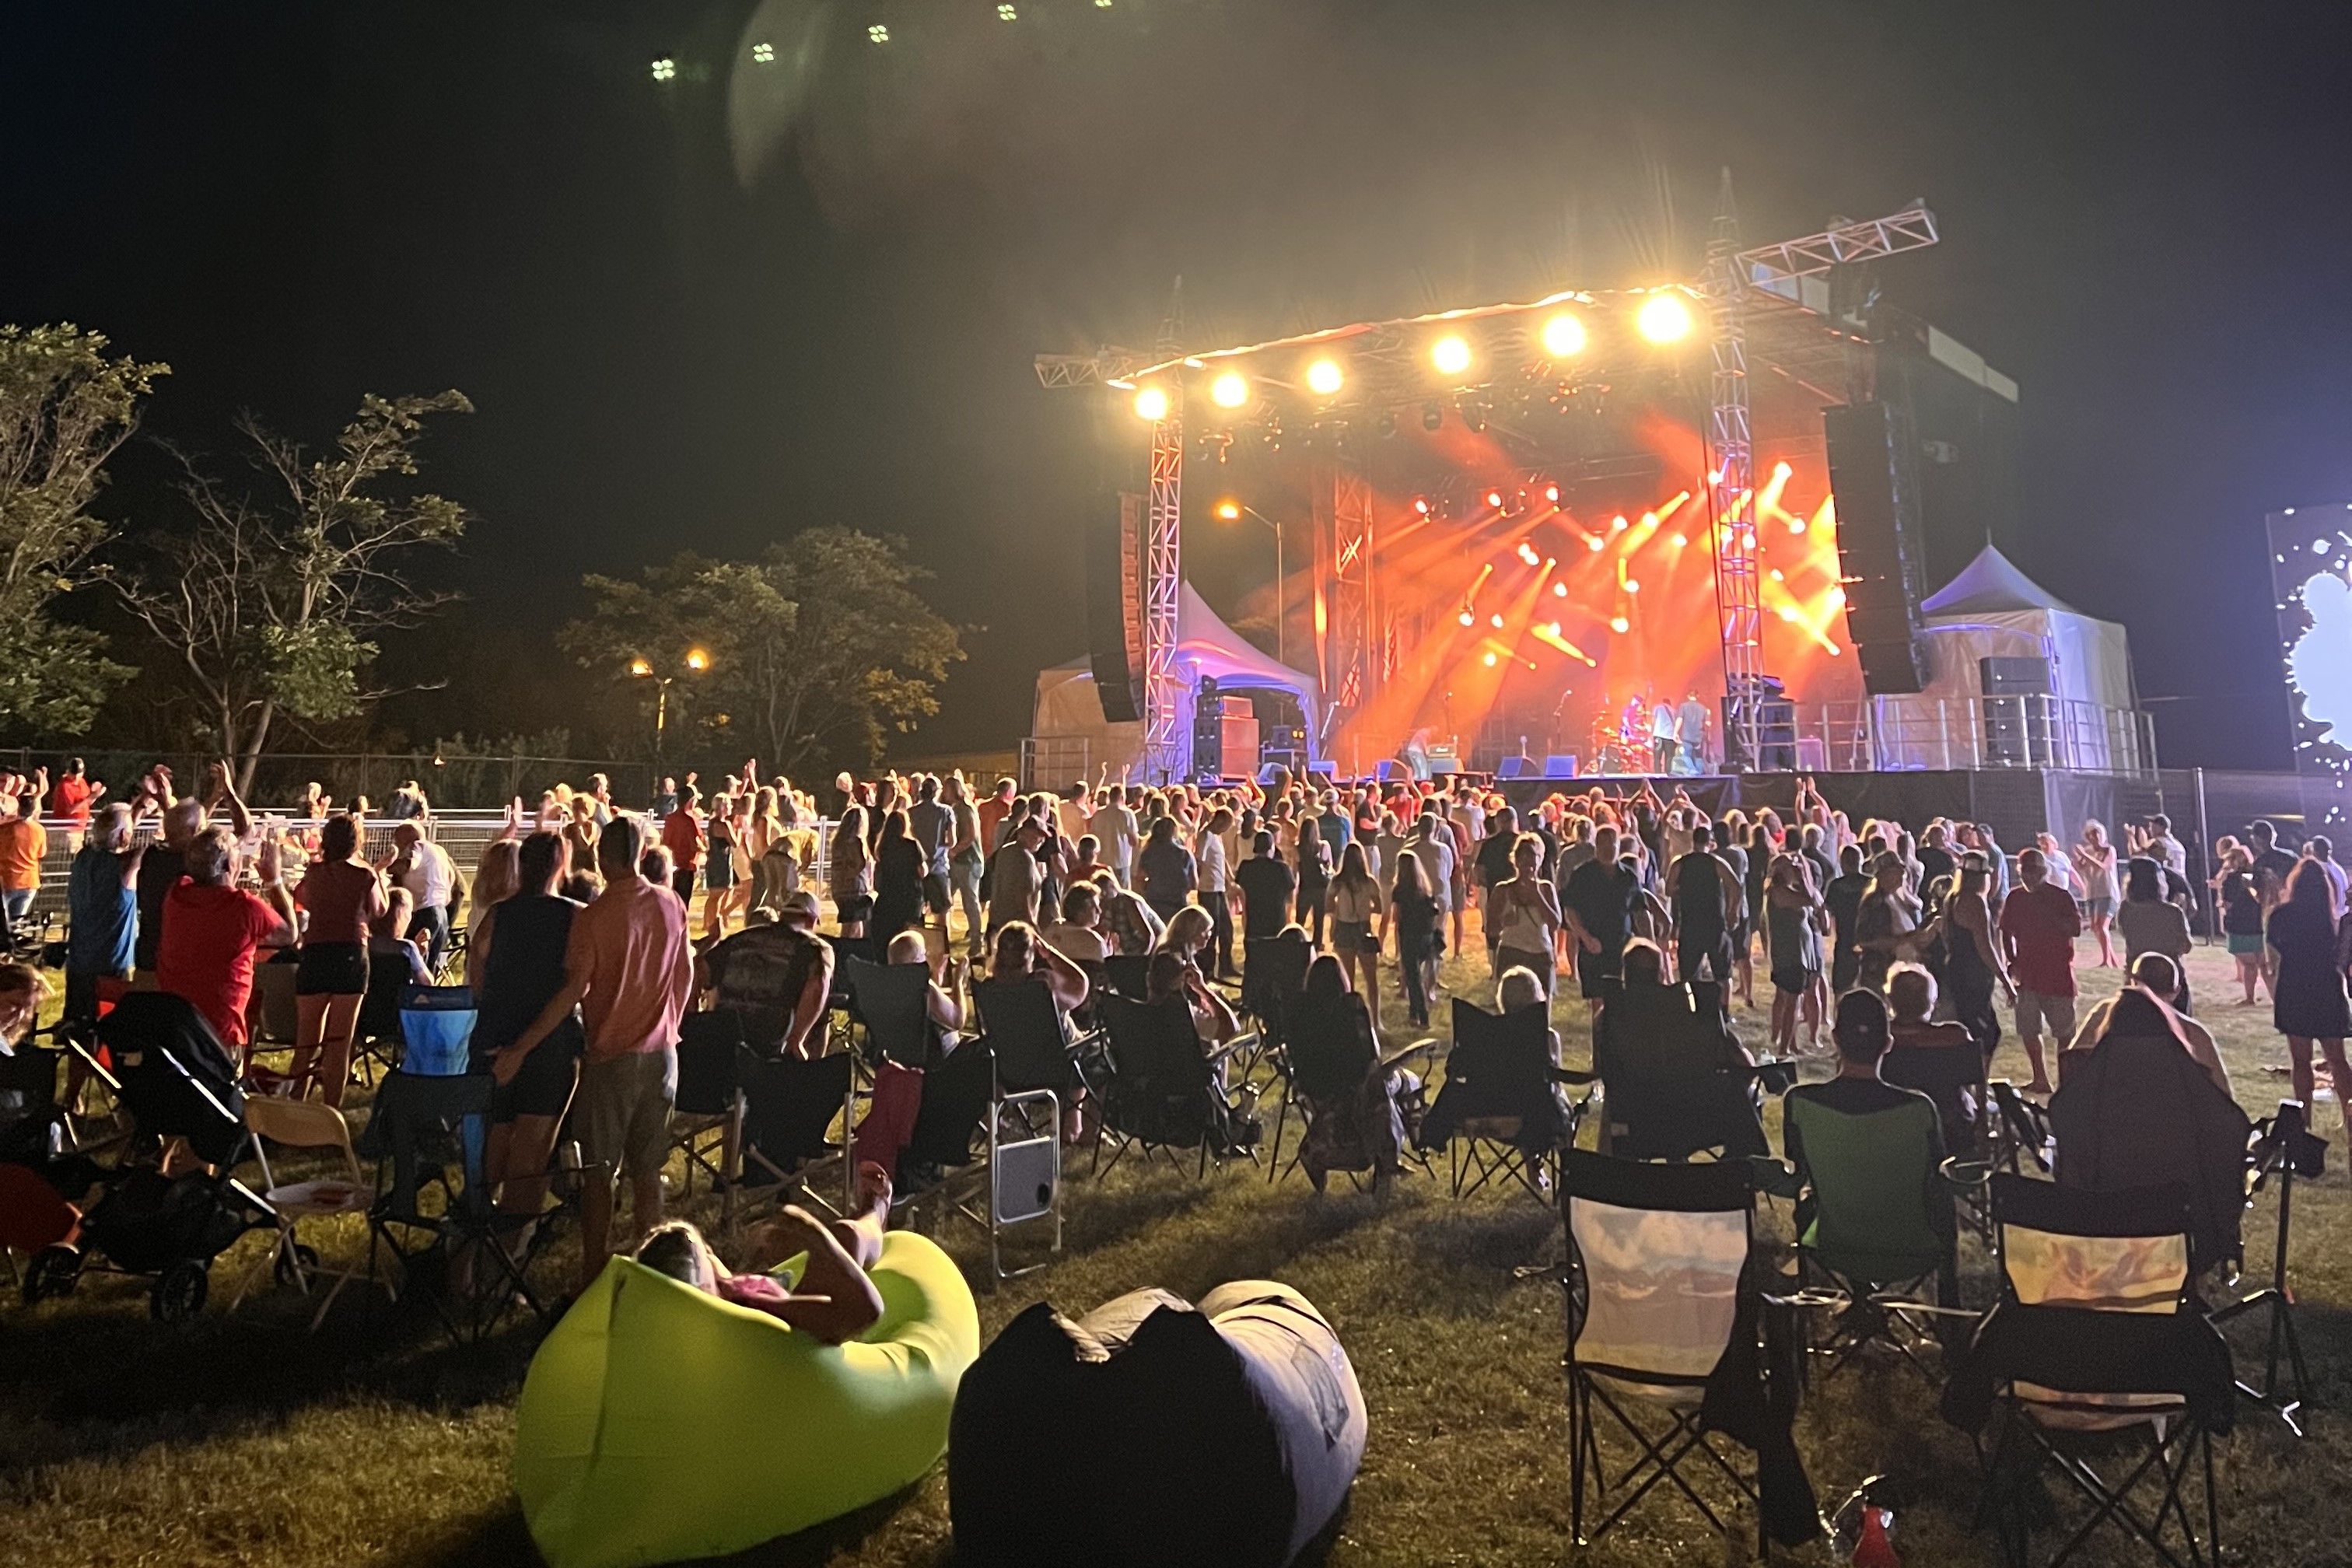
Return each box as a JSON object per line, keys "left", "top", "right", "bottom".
{"left": 1095, "top": 993, "right": 1262, "bottom": 1179}
{"left": 231, "top": 1094, "right": 376, "bottom": 1329}
{"left": 1416, "top": 998, "right": 1588, "bottom": 1201}
{"left": 1101, "top": 953, "right": 1152, "bottom": 1003}
{"left": 1780, "top": 1087, "right": 1986, "bottom": 1383}
{"left": 1886, "top": 1032, "right": 1997, "bottom": 1241}
{"left": 1591, "top": 978, "right": 1775, "bottom": 1161}
{"left": 1989, "top": 1079, "right": 2054, "bottom": 1174}
{"left": 1266, "top": 993, "right": 1436, "bottom": 1188}
{"left": 670, "top": 1010, "right": 752, "bottom": 1227}
{"left": 2209, "top": 1098, "right": 2326, "bottom": 1435}
{"left": 843, "top": 955, "right": 940, "bottom": 1070}
{"left": 350, "top": 955, "right": 410, "bottom": 1087}
{"left": 886, "top": 1038, "right": 1062, "bottom": 1284}
{"left": 1560, "top": 1149, "right": 1818, "bottom": 1555}
{"left": 971, "top": 973, "right": 1099, "bottom": 1108}
{"left": 362, "top": 1068, "right": 548, "bottom": 1345}
{"left": 1944, "top": 1175, "right": 2232, "bottom": 1568}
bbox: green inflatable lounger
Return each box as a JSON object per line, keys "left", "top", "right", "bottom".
{"left": 950, "top": 1280, "right": 1368, "bottom": 1568}
{"left": 515, "top": 1230, "right": 980, "bottom": 1568}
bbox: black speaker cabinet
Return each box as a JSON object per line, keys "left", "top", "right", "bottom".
{"left": 1824, "top": 399, "right": 1930, "bottom": 695}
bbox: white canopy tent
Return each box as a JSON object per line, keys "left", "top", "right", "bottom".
{"left": 1868, "top": 544, "right": 2143, "bottom": 770}
{"left": 1030, "top": 582, "right": 1322, "bottom": 780}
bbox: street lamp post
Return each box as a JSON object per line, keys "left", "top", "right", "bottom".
{"left": 632, "top": 648, "right": 710, "bottom": 769}
{"left": 1215, "top": 501, "right": 1284, "bottom": 668}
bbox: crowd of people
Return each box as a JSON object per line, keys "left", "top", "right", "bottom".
{"left": 8, "top": 744, "right": 2351, "bottom": 1300}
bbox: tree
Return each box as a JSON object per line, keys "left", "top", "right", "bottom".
{"left": 563, "top": 528, "right": 963, "bottom": 779}
{"left": 109, "top": 390, "right": 472, "bottom": 792}
{"left": 0, "top": 324, "right": 162, "bottom": 733}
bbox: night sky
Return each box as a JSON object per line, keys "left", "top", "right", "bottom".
{"left": 5, "top": 1, "right": 2349, "bottom": 768}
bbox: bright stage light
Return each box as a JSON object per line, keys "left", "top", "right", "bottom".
{"left": 1611, "top": 516, "right": 1628, "bottom": 533}
{"left": 650, "top": 57, "right": 677, "bottom": 80}
{"left": 1305, "top": 359, "right": 1344, "bottom": 396}
{"left": 751, "top": 41, "right": 775, "bottom": 62}
{"left": 1458, "top": 611, "right": 1475, "bottom": 627}
{"left": 1489, "top": 613, "right": 1504, "bottom": 629}
{"left": 1610, "top": 615, "right": 1630, "bottom": 634}
{"left": 1769, "top": 569, "right": 1784, "bottom": 582}
{"left": 1544, "top": 483, "right": 1560, "bottom": 503}
{"left": 1707, "top": 468, "right": 1724, "bottom": 485}
{"left": 1541, "top": 313, "right": 1587, "bottom": 358}
{"left": 1637, "top": 293, "right": 1694, "bottom": 344}
{"left": 1828, "top": 586, "right": 1846, "bottom": 605}
{"left": 1133, "top": 386, "right": 1171, "bottom": 421}
{"left": 1486, "top": 491, "right": 1503, "bottom": 509}
{"left": 1483, "top": 652, "right": 1499, "bottom": 667}
{"left": 866, "top": 23, "right": 891, "bottom": 42}
{"left": 1773, "top": 460, "right": 1793, "bottom": 478}
{"left": 1671, "top": 533, "right": 1687, "bottom": 548}
{"left": 1777, "top": 605, "right": 1798, "bottom": 621}
{"left": 1587, "top": 536, "right": 1604, "bottom": 552}
{"left": 1432, "top": 334, "right": 1472, "bottom": 377}
{"left": 1517, "top": 542, "right": 1540, "bottom": 565}
{"left": 1413, "top": 497, "right": 1430, "bottom": 516}
{"left": 996, "top": 3, "right": 1018, "bottom": 18}
{"left": 1211, "top": 372, "right": 1250, "bottom": 408}
{"left": 1552, "top": 581, "right": 1568, "bottom": 597}
{"left": 1624, "top": 579, "right": 1640, "bottom": 593}
{"left": 1546, "top": 621, "right": 1562, "bottom": 637}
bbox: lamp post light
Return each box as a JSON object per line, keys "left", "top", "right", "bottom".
{"left": 1216, "top": 501, "right": 1285, "bottom": 668}
{"left": 632, "top": 648, "right": 711, "bottom": 767}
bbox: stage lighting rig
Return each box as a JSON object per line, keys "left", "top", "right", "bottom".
{"left": 1210, "top": 372, "right": 1250, "bottom": 408}
{"left": 1305, "top": 359, "right": 1345, "bottom": 397}
{"left": 1421, "top": 402, "right": 1444, "bottom": 432}
{"left": 866, "top": 24, "right": 890, "bottom": 43}
{"left": 1431, "top": 334, "right": 1472, "bottom": 378}
{"left": 1636, "top": 292, "right": 1693, "bottom": 343}
{"left": 1132, "top": 386, "right": 1169, "bottom": 422}
{"left": 1541, "top": 313, "right": 1588, "bottom": 358}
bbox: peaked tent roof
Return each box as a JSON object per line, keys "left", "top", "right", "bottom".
{"left": 1920, "top": 544, "right": 2081, "bottom": 617}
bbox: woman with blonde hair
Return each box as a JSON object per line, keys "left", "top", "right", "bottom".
{"left": 831, "top": 804, "right": 874, "bottom": 940}
{"left": 1328, "top": 840, "right": 1387, "bottom": 1001}
{"left": 2072, "top": 819, "right": 2119, "bottom": 967}
{"left": 464, "top": 836, "right": 526, "bottom": 989}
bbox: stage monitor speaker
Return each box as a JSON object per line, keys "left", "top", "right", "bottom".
{"left": 1824, "top": 398, "right": 1930, "bottom": 695}
{"left": 1496, "top": 756, "right": 1537, "bottom": 779}
{"left": 1086, "top": 492, "right": 1146, "bottom": 723}
{"left": 1543, "top": 754, "right": 1580, "bottom": 779}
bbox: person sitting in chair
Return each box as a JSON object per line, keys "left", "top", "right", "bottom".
{"left": 633, "top": 1161, "right": 894, "bottom": 1346}
{"left": 2061, "top": 954, "right": 2229, "bottom": 1096}
{"left": 1146, "top": 949, "right": 1243, "bottom": 1051}
{"left": 1784, "top": 989, "right": 1946, "bottom": 1186}
{"left": 885, "top": 929, "right": 965, "bottom": 1051}
{"left": 1594, "top": 938, "right": 1766, "bottom": 1158}
{"left": 1293, "top": 954, "right": 1424, "bottom": 1192}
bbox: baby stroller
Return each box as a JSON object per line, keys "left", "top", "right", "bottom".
{"left": 25, "top": 992, "right": 276, "bottom": 1321}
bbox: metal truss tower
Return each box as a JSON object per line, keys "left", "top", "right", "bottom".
{"left": 1703, "top": 170, "right": 1764, "bottom": 766}
{"left": 1323, "top": 461, "right": 1377, "bottom": 767}
{"left": 1143, "top": 282, "right": 1186, "bottom": 781}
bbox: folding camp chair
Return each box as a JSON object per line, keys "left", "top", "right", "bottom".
{"left": 1561, "top": 1148, "right": 1805, "bottom": 1554}
{"left": 1591, "top": 978, "right": 1775, "bottom": 1161}
{"left": 1101, "top": 954, "right": 1152, "bottom": 1002}
{"left": 1095, "top": 994, "right": 1262, "bottom": 1179}
{"left": 362, "top": 1069, "right": 548, "bottom": 1344}
{"left": 1417, "top": 999, "right": 1584, "bottom": 1200}
{"left": 232, "top": 1095, "right": 376, "bottom": 1329}
{"left": 1780, "top": 1087, "right": 1985, "bottom": 1382}
{"left": 1953, "top": 1175, "right": 2231, "bottom": 1568}
{"left": 1265, "top": 993, "right": 1433, "bottom": 1188}
{"left": 350, "top": 956, "right": 409, "bottom": 1086}
{"left": 670, "top": 1010, "right": 752, "bottom": 1227}
{"left": 2210, "top": 1098, "right": 2326, "bottom": 1435}
{"left": 396, "top": 984, "right": 478, "bottom": 1076}
{"left": 842, "top": 956, "right": 939, "bottom": 1069}
{"left": 1888, "top": 1031, "right": 1997, "bottom": 1241}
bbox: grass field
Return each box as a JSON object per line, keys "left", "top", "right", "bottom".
{"left": 5, "top": 941, "right": 2350, "bottom": 1568}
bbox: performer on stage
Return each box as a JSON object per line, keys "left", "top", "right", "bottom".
{"left": 1677, "top": 691, "right": 1710, "bottom": 775}
{"left": 1398, "top": 726, "right": 1433, "bottom": 782}
{"left": 1650, "top": 695, "right": 1679, "bottom": 775}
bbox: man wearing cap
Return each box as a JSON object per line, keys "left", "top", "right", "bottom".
{"left": 699, "top": 889, "right": 835, "bottom": 1059}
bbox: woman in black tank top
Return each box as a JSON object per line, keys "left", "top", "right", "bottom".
{"left": 479, "top": 831, "right": 586, "bottom": 1237}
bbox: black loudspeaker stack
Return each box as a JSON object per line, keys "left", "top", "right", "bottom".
{"left": 1087, "top": 493, "right": 1146, "bottom": 723}
{"left": 1822, "top": 399, "right": 1931, "bottom": 695}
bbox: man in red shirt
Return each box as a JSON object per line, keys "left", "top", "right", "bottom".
{"left": 1997, "top": 846, "right": 2083, "bottom": 1096}
{"left": 502, "top": 814, "right": 695, "bottom": 1290}
{"left": 975, "top": 776, "right": 1017, "bottom": 859}
{"left": 52, "top": 758, "right": 101, "bottom": 846}
{"left": 157, "top": 826, "right": 296, "bottom": 1057}
{"left": 659, "top": 785, "right": 705, "bottom": 905}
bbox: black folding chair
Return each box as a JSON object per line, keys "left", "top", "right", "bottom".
{"left": 361, "top": 1069, "right": 550, "bottom": 1344}
{"left": 1095, "top": 994, "right": 1261, "bottom": 1179}
{"left": 1265, "top": 993, "right": 1434, "bottom": 1188}
{"left": 1591, "top": 978, "right": 1773, "bottom": 1161}
{"left": 1101, "top": 954, "right": 1152, "bottom": 1002}
{"left": 1887, "top": 1031, "right": 1997, "bottom": 1241}
{"left": 1416, "top": 999, "right": 1585, "bottom": 1200}
{"left": 843, "top": 955, "right": 939, "bottom": 1068}
{"left": 2210, "top": 1099, "right": 2326, "bottom": 1435}
{"left": 1561, "top": 1149, "right": 1808, "bottom": 1555}
{"left": 1951, "top": 1175, "right": 2232, "bottom": 1568}
{"left": 669, "top": 1010, "right": 751, "bottom": 1226}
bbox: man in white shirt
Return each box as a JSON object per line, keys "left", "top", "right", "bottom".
{"left": 1101, "top": 784, "right": 1142, "bottom": 886}
{"left": 1650, "top": 700, "right": 1680, "bottom": 774}
{"left": 391, "top": 822, "right": 458, "bottom": 974}
{"left": 1677, "top": 693, "right": 1709, "bottom": 773}
{"left": 1054, "top": 782, "right": 1092, "bottom": 849}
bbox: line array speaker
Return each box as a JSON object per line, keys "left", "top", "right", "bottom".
{"left": 1086, "top": 492, "right": 1145, "bottom": 723}
{"left": 1823, "top": 399, "right": 1930, "bottom": 695}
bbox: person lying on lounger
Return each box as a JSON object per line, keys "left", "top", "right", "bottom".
{"left": 632, "top": 1161, "right": 894, "bottom": 1346}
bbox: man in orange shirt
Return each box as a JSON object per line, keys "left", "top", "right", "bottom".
{"left": 0, "top": 774, "right": 51, "bottom": 926}
{"left": 659, "top": 784, "right": 705, "bottom": 905}
{"left": 501, "top": 814, "right": 695, "bottom": 1290}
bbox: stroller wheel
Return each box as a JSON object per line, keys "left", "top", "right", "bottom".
{"left": 275, "top": 1244, "right": 321, "bottom": 1288}
{"left": 22, "top": 1244, "right": 81, "bottom": 1304}
{"left": 152, "top": 1260, "right": 210, "bottom": 1323}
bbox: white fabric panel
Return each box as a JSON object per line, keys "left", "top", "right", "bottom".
{"left": 1570, "top": 1199, "right": 1747, "bottom": 1383}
